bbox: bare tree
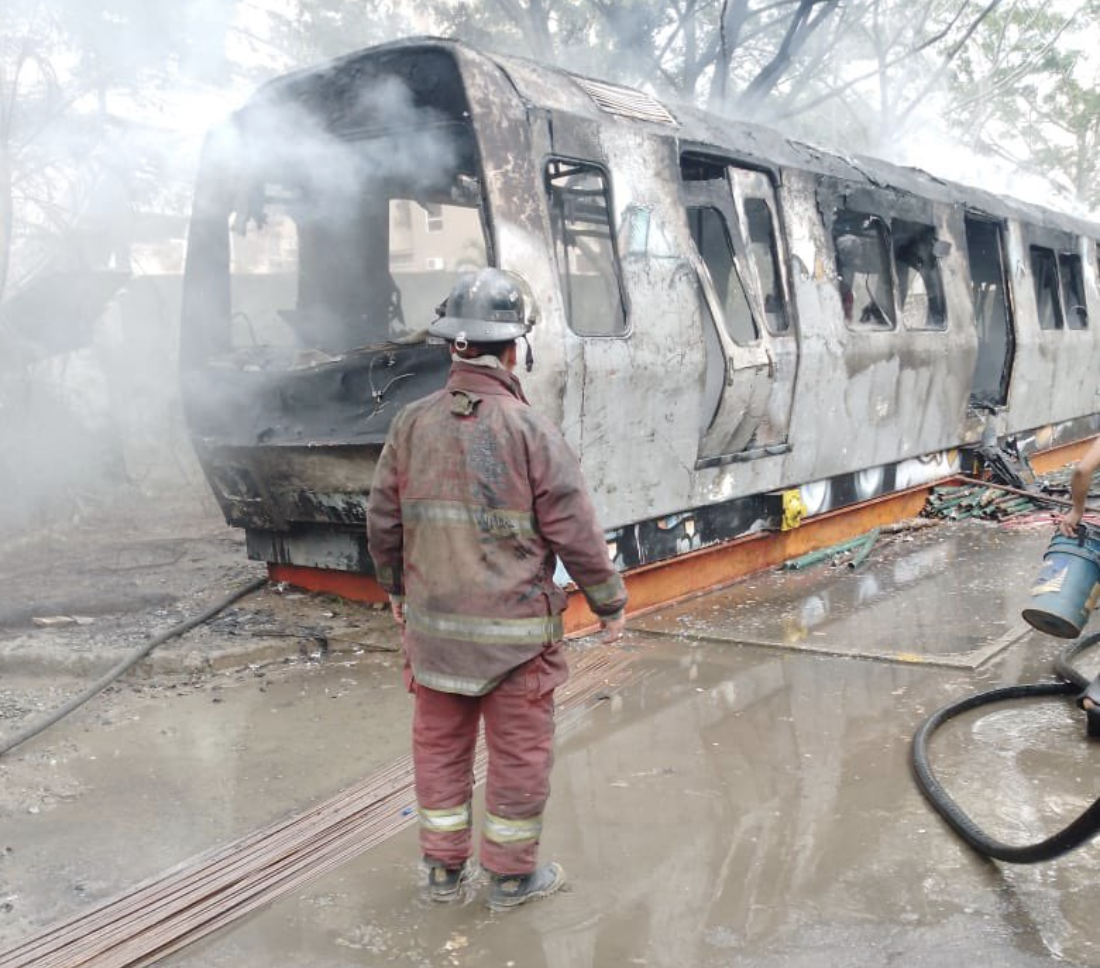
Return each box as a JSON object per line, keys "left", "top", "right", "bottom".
{"left": 0, "top": 19, "right": 69, "bottom": 301}
{"left": 0, "top": 2, "right": 239, "bottom": 305}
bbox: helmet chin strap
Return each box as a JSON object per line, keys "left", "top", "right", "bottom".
{"left": 522, "top": 335, "right": 534, "bottom": 372}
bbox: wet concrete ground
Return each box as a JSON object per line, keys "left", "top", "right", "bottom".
{"left": 4, "top": 517, "right": 1100, "bottom": 966}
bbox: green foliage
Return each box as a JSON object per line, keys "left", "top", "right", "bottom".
{"left": 1027, "top": 74, "right": 1100, "bottom": 209}
{"left": 945, "top": 0, "right": 1099, "bottom": 208}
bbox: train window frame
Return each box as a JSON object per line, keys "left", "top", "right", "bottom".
{"left": 741, "top": 195, "right": 790, "bottom": 335}
{"left": 1030, "top": 245, "right": 1065, "bottom": 331}
{"left": 686, "top": 205, "right": 759, "bottom": 345}
{"left": 679, "top": 152, "right": 781, "bottom": 344}
{"left": 211, "top": 135, "right": 493, "bottom": 361}
{"left": 1059, "top": 251, "right": 1088, "bottom": 330}
{"left": 832, "top": 211, "right": 896, "bottom": 331}
{"left": 892, "top": 218, "right": 947, "bottom": 331}
{"left": 964, "top": 214, "right": 1015, "bottom": 409}
{"left": 544, "top": 157, "right": 629, "bottom": 338}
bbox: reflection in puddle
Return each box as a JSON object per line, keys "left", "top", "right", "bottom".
{"left": 637, "top": 524, "right": 1051, "bottom": 659}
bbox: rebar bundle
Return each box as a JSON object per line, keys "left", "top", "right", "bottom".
{"left": 923, "top": 482, "right": 1043, "bottom": 522}
{"left": 0, "top": 645, "right": 638, "bottom": 968}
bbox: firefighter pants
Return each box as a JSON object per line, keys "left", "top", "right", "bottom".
{"left": 411, "top": 646, "right": 568, "bottom": 876}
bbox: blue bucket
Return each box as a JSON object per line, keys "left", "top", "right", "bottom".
{"left": 1022, "top": 532, "right": 1100, "bottom": 639}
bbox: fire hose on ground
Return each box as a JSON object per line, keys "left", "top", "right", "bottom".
{"left": 911, "top": 631, "right": 1100, "bottom": 863}
{"left": 0, "top": 575, "right": 268, "bottom": 758}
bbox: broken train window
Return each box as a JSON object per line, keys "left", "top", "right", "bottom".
{"left": 742, "top": 196, "right": 789, "bottom": 334}
{"left": 1059, "top": 251, "right": 1088, "bottom": 330}
{"left": 193, "top": 110, "right": 488, "bottom": 369}
{"left": 545, "top": 159, "right": 627, "bottom": 337}
{"left": 686, "top": 205, "right": 758, "bottom": 345}
{"left": 833, "top": 212, "right": 895, "bottom": 329}
{"left": 892, "top": 219, "right": 947, "bottom": 330}
{"left": 1025, "top": 239, "right": 1086, "bottom": 330}
{"left": 681, "top": 157, "right": 786, "bottom": 341}
{"left": 1030, "top": 246, "right": 1065, "bottom": 330}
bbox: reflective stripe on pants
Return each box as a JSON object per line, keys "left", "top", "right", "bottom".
{"left": 418, "top": 802, "right": 472, "bottom": 834}
{"left": 410, "top": 646, "right": 568, "bottom": 874}
{"left": 483, "top": 811, "right": 543, "bottom": 846}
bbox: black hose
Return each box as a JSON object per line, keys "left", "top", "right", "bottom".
{"left": 1050, "top": 633, "right": 1099, "bottom": 690}
{"left": 910, "top": 632, "right": 1100, "bottom": 863}
{"left": 0, "top": 575, "right": 268, "bottom": 758}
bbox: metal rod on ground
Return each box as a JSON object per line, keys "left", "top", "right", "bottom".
{"left": 880, "top": 518, "right": 938, "bottom": 534}
{"left": 953, "top": 508, "right": 987, "bottom": 521}
{"left": 955, "top": 476, "right": 1100, "bottom": 515}
{"left": 930, "top": 490, "right": 980, "bottom": 509}
{"left": 781, "top": 534, "right": 870, "bottom": 571}
{"left": 846, "top": 529, "right": 880, "bottom": 570}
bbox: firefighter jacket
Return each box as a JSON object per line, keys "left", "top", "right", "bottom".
{"left": 367, "top": 359, "right": 627, "bottom": 696}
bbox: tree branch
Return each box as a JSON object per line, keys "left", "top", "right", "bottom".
{"left": 738, "top": 0, "right": 839, "bottom": 116}
{"left": 891, "top": 0, "right": 1007, "bottom": 122}
{"left": 899, "top": 2, "right": 1081, "bottom": 126}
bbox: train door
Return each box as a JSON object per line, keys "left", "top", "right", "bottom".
{"left": 964, "top": 215, "right": 1015, "bottom": 409}
{"left": 681, "top": 155, "right": 798, "bottom": 464}
{"left": 540, "top": 117, "right": 708, "bottom": 526}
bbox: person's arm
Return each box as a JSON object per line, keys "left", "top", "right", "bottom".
{"left": 1058, "top": 437, "right": 1100, "bottom": 535}
{"left": 525, "top": 416, "right": 628, "bottom": 638}
{"left": 367, "top": 423, "right": 407, "bottom": 620}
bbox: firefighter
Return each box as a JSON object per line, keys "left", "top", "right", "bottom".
{"left": 367, "top": 268, "right": 627, "bottom": 910}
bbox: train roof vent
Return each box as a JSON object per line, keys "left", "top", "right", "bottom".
{"left": 571, "top": 75, "right": 678, "bottom": 126}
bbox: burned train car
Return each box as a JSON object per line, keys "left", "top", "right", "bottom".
{"left": 180, "top": 36, "right": 1100, "bottom": 590}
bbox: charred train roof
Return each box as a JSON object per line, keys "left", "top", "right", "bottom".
{"left": 234, "top": 37, "right": 473, "bottom": 138}
{"left": 237, "top": 35, "right": 1099, "bottom": 241}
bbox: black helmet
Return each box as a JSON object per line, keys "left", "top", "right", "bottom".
{"left": 429, "top": 269, "right": 537, "bottom": 344}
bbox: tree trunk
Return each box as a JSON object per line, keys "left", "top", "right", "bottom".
{"left": 708, "top": 0, "right": 751, "bottom": 111}
{"left": 738, "top": 0, "right": 839, "bottom": 118}
{"left": 490, "top": 0, "right": 555, "bottom": 58}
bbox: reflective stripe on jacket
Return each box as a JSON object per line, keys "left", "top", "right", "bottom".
{"left": 367, "top": 360, "right": 627, "bottom": 695}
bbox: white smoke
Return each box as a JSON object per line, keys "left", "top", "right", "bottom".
{"left": 861, "top": 84, "right": 1094, "bottom": 221}
{"left": 3, "top": 4, "right": 1091, "bottom": 542}
{"left": 0, "top": 2, "right": 440, "bottom": 541}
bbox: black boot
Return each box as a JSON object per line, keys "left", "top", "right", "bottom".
{"left": 487, "top": 862, "right": 565, "bottom": 911}
{"left": 425, "top": 859, "right": 471, "bottom": 902}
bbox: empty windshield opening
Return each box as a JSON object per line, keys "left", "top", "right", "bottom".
{"left": 186, "top": 79, "right": 487, "bottom": 371}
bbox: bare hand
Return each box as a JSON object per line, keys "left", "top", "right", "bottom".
{"left": 1058, "top": 510, "right": 1084, "bottom": 538}
{"left": 390, "top": 597, "right": 406, "bottom": 625}
{"left": 600, "top": 612, "right": 626, "bottom": 644}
